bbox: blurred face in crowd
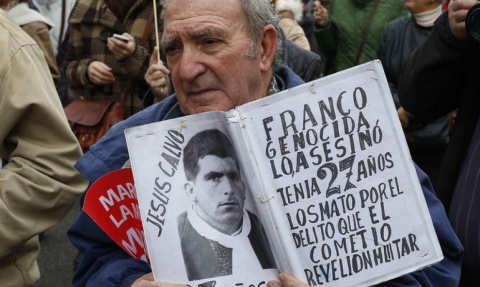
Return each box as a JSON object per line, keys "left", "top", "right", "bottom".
{"left": 185, "top": 155, "right": 246, "bottom": 235}
{"left": 161, "top": 0, "right": 277, "bottom": 115}
{"left": 404, "top": 0, "right": 442, "bottom": 14}
{"left": 0, "top": 0, "right": 11, "bottom": 8}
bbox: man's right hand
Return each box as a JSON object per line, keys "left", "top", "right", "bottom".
{"left": 448, "top": 0, "right": 478, "bottom": 39}
{"left": 131, "top": 273, "right": 187, "bottom": 287}
{"left": 313, "top": 0, "right": 329, "bottom": 28}
{"left": 397, "top": 106, "right": 410, "bottom": 129}
{"left": 87, "top": 61, "right": 115, "bottom": 85}
{"left": 145, "top": 47, "right": 171, "bottom": 102}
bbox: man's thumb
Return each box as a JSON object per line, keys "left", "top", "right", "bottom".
{"left": 267, "top": 281, "right": 283, "bottom": 287}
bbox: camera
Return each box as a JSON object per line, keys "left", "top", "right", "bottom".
{"left": 466, "top": 2, "right": 480, "bottom": 42}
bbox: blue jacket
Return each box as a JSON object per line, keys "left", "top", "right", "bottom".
{"left": 68, "top": 66, "right": 463, "bottom": 286}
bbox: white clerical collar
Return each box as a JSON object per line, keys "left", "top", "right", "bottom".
{"left": 187, "top": 204, "right": 251, "bottom": 248}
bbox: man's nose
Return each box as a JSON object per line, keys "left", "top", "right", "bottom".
{"left": 178, "top": 47, "right": 207, "bottom": 82}
{"left": 222, "top": 177, "right": 238, "bottom": 196}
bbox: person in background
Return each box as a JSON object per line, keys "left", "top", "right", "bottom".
{"left": 312, "top": 0, "right": 406, "bottom": 74}
{"left": 1, "top": 0, "right": 60, "bottom": 86}
{"left": 300, "top": 0, "right": 327, "bottom": 56}
{"left": 0, "top": 8, "right": 88, "bottom": 286}
{"left": 398, "top": 0, "right": 480, "bottom": 285}
{"left": 32, "top": 0, "right": 76, "bottom": 55}
{"left": 273, "top": 0, "right": 311, "bottom": 51}
{"left": 63, "top": 0, "right": 168, "bottom": 118}
{"left": 277, "top": 26, "right": 325, "bottom": 82}
{"left": 67, "top": 0, "right": 462, "bottom": 286}
{"left": 272, "top": 0, "right": 326, "bottom": 82}
{"left": 377, "top": 0, "right": 448, "bottom": 187}
{"left": 32, "top": 0, "right": 77, "bottom": 106}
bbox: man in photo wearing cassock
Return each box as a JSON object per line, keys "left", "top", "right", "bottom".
{"left": 177, "top": 129, "right": 277, "bottom": 281}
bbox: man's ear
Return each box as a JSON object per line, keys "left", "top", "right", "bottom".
{"left": 258, "top": 24, "right": 278, "bottom": 73}
{"left": 184, "top": 181, "right": 197, "bottom": 202}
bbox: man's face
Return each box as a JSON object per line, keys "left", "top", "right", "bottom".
{"left": 161, "top": 0, "right": 275, "bottom": 115}
{"left": 404, "top": 0, "right": 438, "bottom": 14}
{"left": 187, "top": 155, "right": 246, "bottom": 235}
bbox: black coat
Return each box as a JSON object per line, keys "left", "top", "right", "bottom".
{"left": 398, "top": 11, "right": 480, "bottom": 209}
{"left": 378, "top": 16, "right": 432, "bottom": 108}
{"left": 278, "top": 27, "right": 325, "bottom": 83}
{"left": 378, "top": 15, "right": 450, "bottom": 153}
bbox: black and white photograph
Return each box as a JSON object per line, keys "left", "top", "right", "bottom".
{"left": 177, "top": 129, "right": 277, "bottom": 281}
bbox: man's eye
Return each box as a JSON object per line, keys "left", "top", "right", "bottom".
{"left": 207, "top": 174, "right": 222, "bottom": 182}
{"left": 204, "top": 39, "right": 219, "bottom": 46}
{"left": 163, "top": 46, "right": 177, "bottom": 55}
{"left": 229, "top": 173, "right": 240, "bottom": 181}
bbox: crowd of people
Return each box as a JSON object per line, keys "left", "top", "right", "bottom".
{"left": 1, "top": 0, "right": 479, "bottom": 286}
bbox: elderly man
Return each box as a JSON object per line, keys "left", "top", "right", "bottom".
{"left": 68, "top": 0, "right": 462, "bottom": 286}
{"left": 178, "top": 129, "right": 275, "bottom": 281}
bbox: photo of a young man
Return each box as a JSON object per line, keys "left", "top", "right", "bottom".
{"left": 177, "top": 129, "right": 276, "bottom": 281}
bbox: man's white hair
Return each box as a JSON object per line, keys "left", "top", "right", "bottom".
{"left": 160, "top": 0, "right": 284, "bottom": 71}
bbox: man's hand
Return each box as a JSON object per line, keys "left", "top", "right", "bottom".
{"left": 313, "top": 0, "right": 329, "bottom": 28}
{"left": 107, "top": 33, "right": 136, "bottom": 61}
{"left": 131, "top": 273, "right": 187, "bottom": 287}
{"left": 87, "top": 61, "right": 115, "bottom": 85}
{"left": 145, "top": 47, "right": 171, "bottom": 102}
{"left": 267, "top": 272, "right": 310, "bottom": 287}
{"left": 397, "top": 106, "right": 410, "bottom": 129}
{"left": 448, "top": 0, "right": 478, "bottom": 39}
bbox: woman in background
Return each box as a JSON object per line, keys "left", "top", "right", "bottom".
{"left": 274, "top": 0, "right": 311, "bottom": 51}
{"left": 312, "top": 0, "right": 406, "bottom": 74}
{"left": 1, "top": 0, "right": 60, "bottom": 86}
{"left": 64, "top": 0, "right": 169, "bottom": 117}
{"left": 377, "top": 0, "right": 449, "bottom": 187}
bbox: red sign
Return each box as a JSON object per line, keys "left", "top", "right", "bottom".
{"left": 83, "top": 168, "right": 148, "bottom": 262}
